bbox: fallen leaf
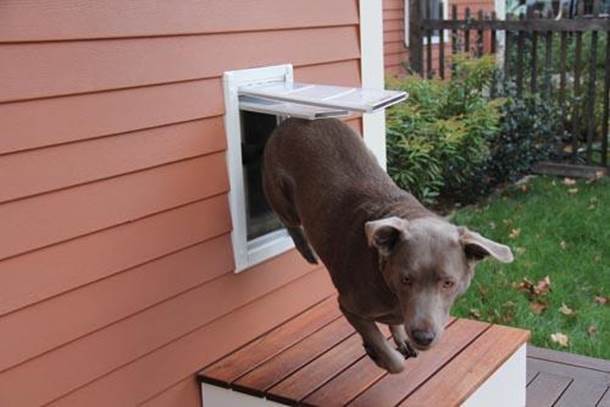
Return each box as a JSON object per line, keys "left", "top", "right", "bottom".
{"left": 530, "top": 301, "right": 547, "bottom": 315}
{"left": 559, "top": 303, "right": 574, "bottom": 316}
{"left": 489, "top": 221, "right": 496, "bottom": 230}
{"left": 502, "top": 219, "right": 513, "bottom": 225}
{"left": 563, "top": 178, "right": 577, "bottom": 186}
{"left": 550, "top": 332, "right": 569, "bottom": 347}
{"left": 509, "top": 228, "right": 521, "bottom": 239}
{"left": 469, "top": 308, "right": 482, "bottom": 319}
{"left": 516, "top": 247, "right": 527, "bottom": 255}
{"left": 568, "top": 188, "right": 579, "bottom": 194}
{"left": 563, "top": 145, "right": 573, "bottom": 153}
{"left": 594, "top": 295, "right": 609, "bottom": 305}
{"left": 534, "top": 276, "right": 552, "bottom": 296}
{"left": 594, "top": 255, "right": 601, "bottom": 263}
{"left": 587, "top": 325, "right": 598, "bottom": 337}
{"left": 560, "top": 241, "right": 567, "bottom": 250}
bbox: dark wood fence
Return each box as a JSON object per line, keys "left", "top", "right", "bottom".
{"left": 408, "top": 2, "right": 610, "bottom": 170}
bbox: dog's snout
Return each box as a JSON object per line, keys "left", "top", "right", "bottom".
{"left": 411, "top": 329, "right": 435, "bottom": 347}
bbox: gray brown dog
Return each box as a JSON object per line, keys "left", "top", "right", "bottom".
{"left": 263, "top": 118, "right": 513, "bottom": 374}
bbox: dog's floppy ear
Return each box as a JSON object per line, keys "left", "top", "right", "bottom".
{"left": 365, "top": 217, "right": 409, "bottom": 257}
{"left": 458, "top": 227, "right": 514, "bottom": 263}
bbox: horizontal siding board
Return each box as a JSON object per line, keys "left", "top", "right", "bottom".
{"left": 0, "top": 196, "right": 230, "bottom": 317}
{"left": 0, "top": 59, "right": 359, "bottom": 155}
{"left": 0, "top": 153, "right": 228, "bottom": 260}
{"left": 0, "top": 117, "right": 225, "bottom": 203}
{"left": 0, "top": 0, "right": 359, "bottom": 42}
{"left": 384, "top": 0, "right": 405, "bottom": 11}
{"left": 384, "top": 19, "right": 403, "bottom": 32}
{"left": 0, "top": 234, "right": 232, "bottom": 372}
{"left": 51, "top": 268, "right": 335, "bottom": 407}
{"left": 385, "top": 41, "right": 407, "bottom": 54}
{"left": 0, "top": 79, "right": 223, "bottom": 155}
{"left": 383, "top": 9, "right": 404, "bottom": 20}
{"left": 385, "top": 52, "right": 408, "bottom": 67}
{"left": 0, "top": 26, "right": 360, "bottom": 102}
{"left": 0, "top": 253, "right": 325, "bottom": 406}
{"left": 384, "top": 30, "right": 405, "bottom": 43}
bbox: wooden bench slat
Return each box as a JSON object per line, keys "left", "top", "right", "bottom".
{"left": 349, "top": 319, "right": 489, "bottom": 407}
{"left": 267, "top": 333, "right": 365, "bottom": 404}
{"left": 399, "top": 324, "right": 530, "bottom": 406}
{"left": 526, "top": 372, "right": 573, "bottom": 407}
{"left": 301, "top": 326, "right": 393, "bottom": 407}
{"left": 232, "top": 316, "right": 355, "bottom": 396}
{"left": 200, "top": 296, "right": 341, "bottom": 386}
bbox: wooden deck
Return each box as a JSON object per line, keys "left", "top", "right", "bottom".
{"left": 527, "top": 345, "right": 610, "bottom": 407}
{"left": 199, "top": 296, "right": 529, "bottom": 406}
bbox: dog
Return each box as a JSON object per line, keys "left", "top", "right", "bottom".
{"left": 262, "top": 118, "right": 513, "bottom": 374}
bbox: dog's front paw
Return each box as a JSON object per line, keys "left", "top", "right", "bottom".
{"left": 396, "top": 340, "right": 418, "bottom": 359}
{"left": 363, "top": 343, "right": 405, "bottom": 374}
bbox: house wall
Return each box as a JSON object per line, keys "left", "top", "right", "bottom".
{"left": 383, "top": 0, "right": 494, "bottom": 76}
{"left": 0, "top": 1, "right": 363, "bottom": 405}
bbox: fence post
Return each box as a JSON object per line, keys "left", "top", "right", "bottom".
{"left": 409, "top": 0, "right": 424, "bottom": 75}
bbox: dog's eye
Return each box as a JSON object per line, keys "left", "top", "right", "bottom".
{"left": 401, "top": 276, "right": 413, "bottom": 286}
{"left": 442, "top": 280, "right": 455, "bottom": 289}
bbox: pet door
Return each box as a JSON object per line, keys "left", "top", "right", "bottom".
{"left": 223, "top": 64, "right": 407, "bottom": 272}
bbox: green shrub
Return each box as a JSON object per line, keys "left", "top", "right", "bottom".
{"left": 387, "top": 55, "right": 562, "bottom": 205}
{"left": 386, "top": 55, "right": 501, "bottom": 204}
{"left": 488, "top": 87, "right": 562, "bottom": 184}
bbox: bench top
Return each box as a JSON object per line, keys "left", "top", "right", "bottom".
{"left": 198, "top": 296, "right": 530, "bottom": 406}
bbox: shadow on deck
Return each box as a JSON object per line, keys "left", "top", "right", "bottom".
{"left": 527, "top": 345, "right": 610, "bottom": 406}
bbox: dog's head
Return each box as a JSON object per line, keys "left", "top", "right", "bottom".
{"left": 365, "top": 216, "right": 513, "bottom": 350}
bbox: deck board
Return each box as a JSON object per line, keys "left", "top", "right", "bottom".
{"left": 526, "top": 346, "right": 610, "bottom": 407}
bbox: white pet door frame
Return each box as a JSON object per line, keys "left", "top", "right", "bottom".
{"left": 223, "top": 64, "right": 406, "bottom": 273}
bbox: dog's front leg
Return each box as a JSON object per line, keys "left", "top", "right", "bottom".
{"left": 390, "top": 324, "right": 417, "bottom": 359}
{"left": 340, "top": 306, "right": 405, "bottom": 374}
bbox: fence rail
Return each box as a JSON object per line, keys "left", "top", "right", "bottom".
{"left": 409, "top": 3, "right": 610, "bottom": 168}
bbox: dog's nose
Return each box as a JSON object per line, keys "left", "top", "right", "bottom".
{"left": 411, "top": 329, "right": 435, "bottom": 346}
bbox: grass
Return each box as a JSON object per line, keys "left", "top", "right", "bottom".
{"left": 451, "top": 175, "right": 610, "bottom": 359}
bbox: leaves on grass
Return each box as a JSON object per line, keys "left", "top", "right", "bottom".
{"left": 515, "top": 276, "right": 551, "bottom": 297}
{"left": 509, "top": 228, "right": 521, "bottom": 239}
{"left": 568, "top": 188, "right": 579, "bottom": 194}
{"left": 560, "top": 241, "right": 567, "bottom": 250}
{"left": 559, "top": 303, "right": 575, "bottom": 316}
{"left": 516, "top": 247, "right": 527, "bottom": 255}
{"left": 594, "top": 295, "right": 609, "bottom": 305}
{"left": 530, "top": 301, "right": 547, "bottom": 315}
{"left": 563, "top": 178, "right": 577, "bottom": 186}
{"left": 587, "top": 325, "right": 598, "bottom": 337}
{"left": 551, "top": 332, "right": 569, "bottom": 347}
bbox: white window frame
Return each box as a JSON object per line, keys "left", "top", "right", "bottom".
{"left": 223, "top": 65, "right": 296, "bottom": 273}
{"left": 224, "top": 1, "right": 387, "bottom": 273}
{"left": 404, "top": 0, "right": 450, "bottom": 47}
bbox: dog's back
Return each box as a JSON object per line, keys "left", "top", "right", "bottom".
{"left": 263, "top": 118, "right": 427, "bottom": 279}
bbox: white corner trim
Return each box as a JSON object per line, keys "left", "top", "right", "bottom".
{"left": 359, "top": 0, "right": 387, "bottom": 170}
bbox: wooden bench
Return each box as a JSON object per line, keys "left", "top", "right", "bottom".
{"left": 198, "top": 296, "right": 530, "bottom": 406}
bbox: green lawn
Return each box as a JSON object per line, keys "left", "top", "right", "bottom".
{"left": 451, "top": 175, "right": 610, "bottom": 359}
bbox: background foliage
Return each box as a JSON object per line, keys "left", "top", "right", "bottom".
{"left": 386, "top": 55, "right": 562, "bottom": 205}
